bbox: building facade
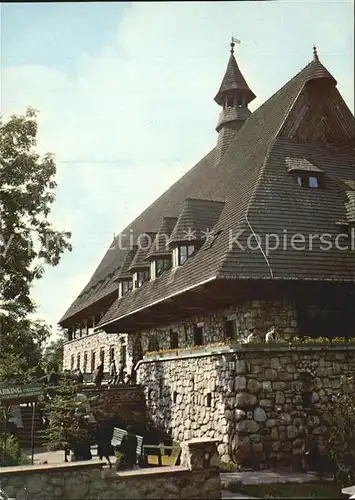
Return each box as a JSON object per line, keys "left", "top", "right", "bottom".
{"left": 61, "top": 42, "right": 354, "bottom": 461}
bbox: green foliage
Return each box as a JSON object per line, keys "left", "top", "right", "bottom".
{"left": 0, "top": 434, "right": 30, "bottom": 466}
{"left": 322, "top": 377, "right": 355, "bottom": 487}
{"left": 218, "top": 460, "right": 240, "bottom": 472}
{"left": 0, "top": 108, "right": 71, "bottom": 374}
{"left": 42, "top": 333, "right": 65, "bottom": 372}
{"left": 42, "top": 376, "right": 104, "bottom": 453}
{"left": 42, "top": 376, "right": 82, "bottom": 451}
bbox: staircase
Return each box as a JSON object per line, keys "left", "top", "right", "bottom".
{"left": 15, "top": 405, "right": 45, "bottom": 447}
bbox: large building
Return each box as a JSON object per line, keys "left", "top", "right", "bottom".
{"left": 61, "top": 42, "right": 355, "bottom": 378}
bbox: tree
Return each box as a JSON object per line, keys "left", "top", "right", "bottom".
{"left": 0, "top": 108, "right": 71, "bottom": 372}
{"left": 42, "top": 333, "right": 65, "bottom": 372}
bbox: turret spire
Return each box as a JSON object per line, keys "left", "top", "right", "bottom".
{"left": 214, "top": 40, "right": 256, "bottom": 162}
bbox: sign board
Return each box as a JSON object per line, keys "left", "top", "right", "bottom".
{"left": 0, "top": 384, "right": 43, "bottom": 402}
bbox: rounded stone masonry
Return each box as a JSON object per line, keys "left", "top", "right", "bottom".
{"left": 138, "top": 343, "right": 355, "bottom": 469}
{"left": 181, "top": 438, "right": 220, "bottom": 471}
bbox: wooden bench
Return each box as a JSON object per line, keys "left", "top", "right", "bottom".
{"left": 111, "top": 427, "right": 143, "bottom": 459}
{"left": 143, "top": 444, "right": 181, "bottom": 466}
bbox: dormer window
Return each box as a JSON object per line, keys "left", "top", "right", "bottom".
{"left": 121, "top": 280, "right": 132, "bottom": 296}
{"left": 178, "top": 245, "right": 195, "bottom": 266}
{"left": 134, "top": 270, "right": 149, "bottom": 289}
{"left": 155, "top": 258, "right": 171, "bottom": 277}
{"left": 297, "top": 174, "right": 322, "bottom": 189}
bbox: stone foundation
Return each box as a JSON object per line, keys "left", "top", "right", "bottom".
{"left": 137, "top": 344, "right": 355, "bottom": 468}
{"left": 0, "top": 439, "right": 221, "bottom": 499}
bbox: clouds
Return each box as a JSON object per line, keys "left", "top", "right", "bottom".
{"left": 2, "top": 1, "right": 354, "bottom": 334}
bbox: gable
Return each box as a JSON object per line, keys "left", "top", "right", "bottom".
{"left": 278, "top": 80, "right": 354, "bottom": 145}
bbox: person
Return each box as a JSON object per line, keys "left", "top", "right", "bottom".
{"left": 117, "top": 425, "right": 137, "bottom": 469}
{"left": 116, "top": 361, "right": 125, "bottom": 385}
{"left": 76, "top": 368, "right": 84, "bottom": 384}
{"left": 142, "top": 422, "right": 162, "bottom": 467}
{"left": 109, "top": 359, "right": 117, "bottom": 385}
{"left": 96, "top": 418, "right": 114, "bottom": 468}
{"left": 72, "top": 410, "right": 92, "bottom": 461}
{"left": 92, "top": 363, "right": 104, "bottom": 388}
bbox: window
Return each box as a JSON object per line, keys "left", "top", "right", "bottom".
{"left": 122, "top": 280, "right": 132, "bottom": 296}
{"left": 178, "top": 245, "right": 195, "bottom": 266}
{"left": 309, "top": 176, "right": 319, "bottom": 188}
{"left": 224, "top": 319, "right": 237, "bottom": 340}
{"left": 148, "top": 335, "right": 159, "bottom": 352}
{"left": 193, "top": 325, "right": 204, "bottom": 346}
{"left": 225, "top": 97, "right": 234, "bottom": 108}
{"left": 297, "top": 174, "right": 321, "bottom": 188}
{"left": 173, "top": 391, "right": 178, "bottom": 404}
{"left": 134, "top": 270, "right": 149, "bottom": 288}
{"left": 206, "top": 393, "right": 212, "bottom": 408}
{"left": 170, "top": 329, "right": 179, "bottom": 349}
{"left": 100, "top": 348, "right": 105, "bottom": 365}
{"left": 109, "top": 346, "right": 115, "bottom": 363}
{"left": 91, "top": 351, "right": 96, "bottom": 372}
{"left": 71, "top": 355, "right": 75, "bottom": 370}
{"left": 120, "top": 344, "right": 127, "bottom": 367}
{"left": 76, "top": 353, "right": 80, "bottom": 370}
{"left": 68, "top": 329, "right": 73, "bottom": 341}
{"left": 155, "top": 258, "right": 171, "bottom": 277}
{"left": 83, "top": 352, "right": 88, "bottom": 373}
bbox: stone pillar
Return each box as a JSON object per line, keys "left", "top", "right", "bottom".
{"left": 180, "top": 438, "right": 221, "bottom": 499}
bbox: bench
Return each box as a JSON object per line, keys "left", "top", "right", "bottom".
{"left": 142, "top": 444, "right": 181, "bottom": 466}
{"left": 111, "top": 427, "right": 143, "bottom": 459}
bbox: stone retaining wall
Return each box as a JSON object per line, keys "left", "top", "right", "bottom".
{"left": 0, "top": 439, "right": 221, "bottom": 500}
{"left": 137, "top": 344, "right": 355, "bottom": 468}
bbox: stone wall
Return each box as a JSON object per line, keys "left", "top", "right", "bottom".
{"left": 63, "top": 331, "right": 131, "bottom": 376}
{"left": 0, "top": 439, "right": 221, "bottom": 500}
{"left": 137, "top": 344, "right": 355, "bottom": 468}
{"left": 140, "top": 300, "right": 297, "bottom": 353}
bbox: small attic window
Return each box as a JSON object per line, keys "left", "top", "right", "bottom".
{"left": 297, "top": 174, "right": 322, "bottom": 189}
{"left": 178, "top": 245, "right": 195, "bottom": 266}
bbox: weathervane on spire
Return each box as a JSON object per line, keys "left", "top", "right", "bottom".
{"left": 230, "top": 36, "right": 241, "bottom": 54}
{"left": 313, "top": 45, "right": 319, "bottom": 62}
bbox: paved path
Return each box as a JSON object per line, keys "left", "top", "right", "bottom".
{"left": 23, "top": 446, "right": 101, "bottom": 465}
{"left": 221, "top": 470, "right": 320, "bottom": 488}
{"left": 222, "top": 491, "right": 258, "bottom": 499}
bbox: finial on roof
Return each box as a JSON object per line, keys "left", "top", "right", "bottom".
{"left": 313, "top": 45, "right": 319, "bottom": 62}
{"left": 230, "top": 36, "right": 240, "bottom": 55}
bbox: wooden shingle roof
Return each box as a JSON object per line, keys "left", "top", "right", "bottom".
{"left": 60, "top": 55, "right": 354, "bottom": 327}
{"left": 146, "top": 217, "right": 178, "bottom": 259}
{"left": 129, "top": 233, "right": 156, "bottom": 270}
{"left": 214, "top": 52, "right": 256, "bottom": 105}
{"left": 168, "top": 198, "right": 225, "bottom": 245}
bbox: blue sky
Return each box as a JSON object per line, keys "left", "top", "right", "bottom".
{"left": 1, "top": 1, "right": 354, "bottom": 338}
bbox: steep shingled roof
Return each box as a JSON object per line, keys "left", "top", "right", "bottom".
{"left": 168, "top": 199, "right": 225, "bottom": 245}
{"left": 146, "top": 217, "right": 178, "bottom": 259}
{"left": 129, "top": 232, "right": 156, "bottom": 270}
{"left": 60, "top": 56, "right": 354, "bottom": 327}
{"left": 114, "top": 247, "right": 137, "bottom": 280}
{"left": 97, "top": 58, "right": 354, "bottom": 330}
{"left": 214, "top": 52, "right": 256, "bottom": 105}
